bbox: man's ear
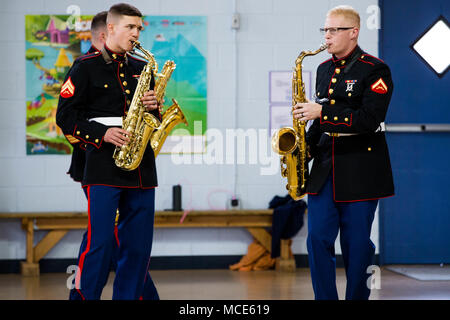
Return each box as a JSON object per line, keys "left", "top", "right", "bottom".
{"left": 351, "top": 27, "right": 359, "bottom": 41}
{"left": 99, "top": 31, "right": 107, "bottom": 43}
{"left": 107, "top": 23, "right": 114, "bottom": 35}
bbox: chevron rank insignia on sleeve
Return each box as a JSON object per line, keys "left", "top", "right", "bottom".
{"left": 371, "top": 78, "right": 388, "bottom": 94}
{"left": 60, "top": 77, "right": 76, "bottom": 98}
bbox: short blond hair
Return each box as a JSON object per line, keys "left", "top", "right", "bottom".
{"left": 327, "top": 5, "right": 360, "bottom": 28}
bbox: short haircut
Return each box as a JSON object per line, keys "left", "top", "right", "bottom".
{"left": 327, "top": 5, "right": 360, "bottom": 28}
{"left": 107, "top": 3, "right": 142, "bottom": 24}
{"left": 91, "top": 11, "right": 107, "bottom": 32}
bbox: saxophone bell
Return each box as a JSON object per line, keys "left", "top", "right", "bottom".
{"left": 271, "top": 127, "right": 298, "bottom": 155}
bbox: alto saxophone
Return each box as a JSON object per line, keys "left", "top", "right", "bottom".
{"left": 271, "top": 44, "right": 327, "bottom": 200}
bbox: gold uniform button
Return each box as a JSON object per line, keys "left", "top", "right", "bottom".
{"left": 120, "top": 63, "right": 123, "bottom": 68}
{"left": 348, "top": 93, "right": 352, "bottom": 97}
{"left": 323, "top": 116, "right": 328, "bottom": 120}
{"left": 104, "top": 84, "right": 108, "bottom": 88}
{"left": 125, "top": 89, "right": 131, "bottom": 94}
{"left": 329, "top": 88, "right": 334, "bottom": 94}
{"left": 330, "top": 99, "right": 335, "bottom": 105}
{"left": 335, "top": 68, "right": 341, "bottom": 74}
{"left": 127, "top": 100, "right": 131, "bottom": 105}
{"left": 112, "top": 54, "right": 117, "bottom": 59}
{"left": 317, "top": 92, "right": 320, "bottom": 96}
{"left": 95, "top": 139, "right": 99, "bottom": 143}
{"left": 123, "top": 81, "right": 128, "bottom": 86}
{"left": 361, "top": 55, "right": 365, "bottom": 59}
{"left": 85, "top": 135, "right": 89, "bottom": 139}
{"left": 344, "top": 117, "right": 349, "bottom": 122}
{"left": 341, "top": 60, "right": 346, "bottom": 65}
{"left": 331, "top": 78, "right": 337, "bottom": 83}
{"left": 76, "top": 131, "right": 80, "bottom": 135}
{"left": 368, "top": 147, "right": 372, "bottom": 151}
{"left": 334, "top": 116, "right": 338, "bottom": 121}
{"left": 120, "top": 73, "right": 125, "bottom": 77}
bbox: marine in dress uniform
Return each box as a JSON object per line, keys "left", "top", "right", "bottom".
{"left": 57, "top": 41, "right": 160, "bottom": 299}
{"left": 299, "top": 45, "right": 395, "bottom": 300}
{"left": 65, "top": 44, "right": 160, "bottom": 301}
{"left": 293, "top": 5, "right": 395, "bottom": 300}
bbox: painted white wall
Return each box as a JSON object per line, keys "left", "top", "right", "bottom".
{"left": 0, "top": 0, "right": 381, "bottom": 261}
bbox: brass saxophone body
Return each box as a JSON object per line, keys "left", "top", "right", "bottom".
{"left": 113, "top": 41, "right": 188, "bottom": 170}
{"left": 271, "top": 44, "right": 327, "bottom": 200}
{"left": 151, "top": 98, "right": 187, "bottom": 157}
{"left": 151, "top": 61, "right": 188, "bottom": 157}
{"left": 113, "top": 41, "right": 158, "bottom": 171}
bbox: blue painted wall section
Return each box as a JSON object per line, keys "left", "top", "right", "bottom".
{"left": 379, "top": 0, "right": 450, "bottom": 264}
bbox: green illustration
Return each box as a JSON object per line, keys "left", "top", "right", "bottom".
{"left": 25, "top": 15, "right": 207, "bottom": 155}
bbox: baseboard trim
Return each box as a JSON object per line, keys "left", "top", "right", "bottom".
{"left": 0, "top": 254, "right": 380, "bottom": 274}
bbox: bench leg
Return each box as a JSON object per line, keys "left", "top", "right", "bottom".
{"left": 247, "top": 228, "right": 296, "bottom": 272}
{"left": 21, "top": 218, "right": 39, "bottom": 276}
{"left": 246, "top": 227, "right": 271, "bottom": 252}
{"left": 276, "top": 239, "right": 296, "bottom": 272}
{"left": 21, "top": 262, "right": 40, "bottom": 277}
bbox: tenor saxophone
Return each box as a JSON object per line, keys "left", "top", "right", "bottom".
{"left": 271, "top": 44, "right": 327, "bottom": 200}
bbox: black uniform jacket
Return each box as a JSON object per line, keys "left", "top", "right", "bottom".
{"left": 66, "top": 45, "right": 97, "bottom": 182}
{"left": 306, "top": 46, "right": 394, "bottom": 202}
{"left": 56, "top": 45, "right": 159, "bottom": 188}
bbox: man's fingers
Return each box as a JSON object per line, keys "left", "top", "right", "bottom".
{"left": 141, "top": 90, "right": 155, "bottom": 97}
{"left": 113, "top": 135, "right": 129, "bottom": 147}
{"left": 115, "top": 128, "right": 131, "bottom": 136}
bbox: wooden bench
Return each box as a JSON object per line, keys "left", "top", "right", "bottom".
{"left": 0, "top": 210, "right": 296, "bottom": 276}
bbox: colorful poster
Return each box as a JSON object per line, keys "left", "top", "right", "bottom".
{"left": 25, "top": 15, "right": 207, "bottom": 155}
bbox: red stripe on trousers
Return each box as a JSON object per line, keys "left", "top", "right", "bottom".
{"left": 76, "top": 186, "right": 92, "bottom": 300}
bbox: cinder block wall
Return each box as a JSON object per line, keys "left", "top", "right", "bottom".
{"left": 0, "top": 0, "right": 380, "bottom": 260}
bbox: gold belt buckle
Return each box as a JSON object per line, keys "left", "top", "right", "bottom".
{"left": 329, "top": 133, "right": 340, "bottom": 137}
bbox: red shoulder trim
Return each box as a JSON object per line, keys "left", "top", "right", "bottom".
{"left": 362, "top": 54, "right": 384, "bottom": 63}
{"left": 358, "top": 58, "right": 375, "bottom": 66}
{"left": 80, "top": 52, "right": 102, "bottom": 61}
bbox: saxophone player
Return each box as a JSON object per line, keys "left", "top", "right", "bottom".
{"left": 292, "top": 5, "right": 394, "bottom": 300}
{"left": 56, "top": 3, "right": 160, "bottom": 300}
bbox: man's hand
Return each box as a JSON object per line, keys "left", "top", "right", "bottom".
{"left": 141, "top": 90, "right": 158, "bottom": 112}
{"left": 292, "top": 100, "right": 323, "bottom": 121}
{"left": 104, "top": 127, "right": 131, "bottom": 147}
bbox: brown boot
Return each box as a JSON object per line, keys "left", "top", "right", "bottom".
{"left": 229, "top": 240, "right": 267, "bottom": 270}
{"left": 252, "top": 252, "right": 276, "bottom": 271}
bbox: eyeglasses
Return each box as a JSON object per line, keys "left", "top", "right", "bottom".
{"left": 320, "top": 27, "right": 354, "bottom": 35}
